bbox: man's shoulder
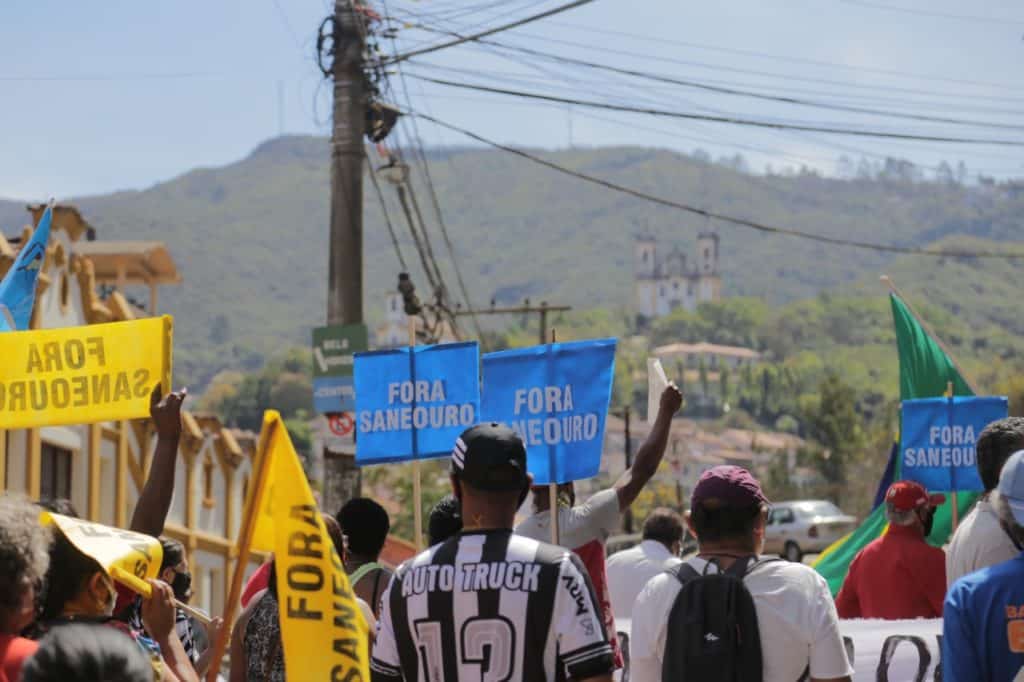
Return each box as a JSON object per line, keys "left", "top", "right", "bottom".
{"left": 636, "top": 569, "right": 682, "bottom": 605}
{"left": 914, "top": 540, "right": 949, "bottom": 565}
{"left": 947, "top": 559, "right": 1023, "bottom": 610}
{"left": 745, "top": 557, "right": 830, "bottom": 594}
{"left": 606, "top": 545, "right": 642, "bottom": 567}
{"left": 524, "top": 535, "right": 578, "bottom": 567}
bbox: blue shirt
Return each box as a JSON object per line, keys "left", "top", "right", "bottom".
{"left": 943, "top": 552, "right": 1024, "bottom": 682}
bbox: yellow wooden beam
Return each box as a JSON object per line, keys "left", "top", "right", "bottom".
{"left": 183, "top": 446, "right": 197, "bottom": 536}
{"left": 26, "top": 429, "right": 41, "bottom": 499}
{"left": 115, "top": 422, "right": 128, "bottom": 528}
{"left": 0, "top": 430, "right": 6, "bottom": 489}
{"left": 131, "top": 421, "right": 152, "bottom": 476}
{"left": 224, "top": 466, "right": 236, "bottom": 548}
{"left": 121, "top": 422, "right": 146, "bottom": 492}
{"left": 88, "top": 424, "right": 102, "bottom": 521}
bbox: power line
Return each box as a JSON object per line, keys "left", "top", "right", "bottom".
{"left": 270, "top": 0, "right": 304, "bottom": 49}
{"left": 384, "top": 0, "right": 596, "bottom": 64}
{"left": 379, "top": 0, "right": 489, "bottom": 346}
{"left": 403, "top": 28, "right": 1024, "bottom": 131}
{"left": 539, "top": 18, "right": 1024, "bottom": 93}
{"left": 406, "top": 19, "right": 1024, "bottom": 107}
{"left": 838, "top": 0, "right": 1024, "bottom": 24}
{"left": 406, "top": 110, "right": 1024, "bottom": 260}
{"left": 365, "top": 148, "right": 409, "bottom": 272}
{"left": 405, "top": 73, "right": 1024, "bottom": 147}
{"left": 0, "top": 72, "right": 208, "bottom": 81}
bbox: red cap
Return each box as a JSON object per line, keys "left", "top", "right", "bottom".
{"left": 885, "top": 480, "right": 946, "bottom": 512}
{"left": 691, "top": 465, "right": 770, "bottom": 509}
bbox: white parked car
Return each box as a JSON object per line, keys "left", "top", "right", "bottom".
{"left": 764, "top": 500, "right": 857, "bottom": 562}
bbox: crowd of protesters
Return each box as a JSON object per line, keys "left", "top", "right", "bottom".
{"left": 2, "top": 378, "right": 1024, "bottom": 682}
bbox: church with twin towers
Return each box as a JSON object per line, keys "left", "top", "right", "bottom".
{"left": 633, "top": 231, "right": 721, "bottom": 322}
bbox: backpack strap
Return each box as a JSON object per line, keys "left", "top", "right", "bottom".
{"left": 735, "top": 556, "right": 785, "bottom": 577}
{"left": 349, "top": 561, "right": 383, "bottom": 587}
{"left": 667, "top": 562, "right": 701, "bottom": 585}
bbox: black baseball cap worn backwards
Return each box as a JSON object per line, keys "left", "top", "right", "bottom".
{"left": 451, "top": 423, "right": 529, "bottom": 492}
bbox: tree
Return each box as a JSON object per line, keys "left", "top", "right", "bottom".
{"left": 209, "top": 314, "right": 231, "bottom": 345}
{"left": 719, "top": 363, "right": 730, "bottom": 406}
{"left": 802, "top": 371, "right": 865, "bottom": 505}
{"left": 698, "top": 357, "right": 709, "bottom": 398}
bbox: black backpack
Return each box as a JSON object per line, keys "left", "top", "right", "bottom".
{"left": 660, "top": 556, "right": 780, "bottom": 682}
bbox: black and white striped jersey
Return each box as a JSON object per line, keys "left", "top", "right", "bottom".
{"left": 370, "top": 529, "right": 614, "bottom": 682}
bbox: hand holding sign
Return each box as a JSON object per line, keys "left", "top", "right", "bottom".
{"left": 150, "top": 384, "right": 187, "bottom": 439}
{"left": 141, "top": 579, "right": 178, "bottom": 642}
{"left": 659, "top": 382, "right": 684, "bottom": 418}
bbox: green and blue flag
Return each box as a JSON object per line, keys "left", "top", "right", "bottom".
{"left": 814, "top": 293, "right": 978, "bottom": 594}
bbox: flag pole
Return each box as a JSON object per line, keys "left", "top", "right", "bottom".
{"left": 409, "top": 316, "right": 423, "bottom": 551}
{"left": 880, "top": 275, "right": 980, "bottom": 394}
{"left": 946, "top": 380, "right": 960, "bottom": 531}
{"left": 205, "top": 415, "right": 278, "bottom": 681}
{"left": 548, "top": 329, "right": 560, "bottom": 546}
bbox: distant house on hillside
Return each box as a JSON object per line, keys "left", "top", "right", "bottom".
{"left": 374, "top": 291, "right": 459, "bottom": 349}
{"left": 653, "top": 341, "right": 760, "bottom": 370}
{"left": 633, "top": 232, "right": 721, "bottom": 322}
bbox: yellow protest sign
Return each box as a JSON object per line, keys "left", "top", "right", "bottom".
{"left": 251, "top": 411, "right": 370, "bottom": 681}
{"left": 0, "top": 316, "right": 172, "bottom": 429}
{"left": 43, "top": 512, "right": 162, "bottom": 597}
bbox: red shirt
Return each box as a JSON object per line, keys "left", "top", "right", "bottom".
{"left": 834, "top": 523, "right": 946, "bottom": 619}
{"left": 0, "top": 634, "right": 38, "bottom": 682}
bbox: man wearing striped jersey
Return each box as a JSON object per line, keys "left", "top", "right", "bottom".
{"left": 371, "top": 423, "right": 615, "bottom": 682}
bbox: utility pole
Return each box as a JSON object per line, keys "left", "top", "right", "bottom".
{"left": 323, "top": 0, "right": 366, "bottom": 515}
{"left": 453, "top": 301, "right": 571, "bottom": 344}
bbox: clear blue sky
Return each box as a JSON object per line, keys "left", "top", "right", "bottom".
{"left": 2, "top": 0, "right": 1023, "bottom": 199}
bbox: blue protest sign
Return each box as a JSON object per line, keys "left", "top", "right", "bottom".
{"left": 354, "top": 341, "right": 479, "bottom": 464}
{"left": 901, "top": 396, "right": 1008, "bottom": 492}
{"left": 482, "top": 338, "right": 617, "bottom": 485}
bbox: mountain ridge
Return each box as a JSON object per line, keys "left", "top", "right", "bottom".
{"left": 2, "top": 136, "right": 1022, "bottom": 386}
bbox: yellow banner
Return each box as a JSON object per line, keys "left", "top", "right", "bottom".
{"left": 0, "top": 316, "right": 172, "bottom": 429}
{"left": 250, "top": 410, "right": 370, "bottom": 681}
{"left": 44, "top": 512, "right": 162, "bottom": 596}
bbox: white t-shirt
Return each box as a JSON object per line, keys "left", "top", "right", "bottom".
{"left": 606, "top": 540, "right": 682, "bottom": 618}
{"left": 516, "top": 489, "right": 624, "bottom": 666}
{"left": 946, "top": 497, "right": 1020, "bottom": 587}
{"left": 630, "top": 556, "right": 853, "bottom": 682}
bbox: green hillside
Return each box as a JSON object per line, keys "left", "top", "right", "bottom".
{"left": 3, "top": 136, "right": 1023, "bottom": 388}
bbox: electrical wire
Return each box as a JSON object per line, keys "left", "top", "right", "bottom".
{"left": 365, "top": 148, "right": 410, "bottom": 272}
{"left": 380, "top": 0, "right": 488, "bottom": 346}
{"left": 404, "top": 73, "right": 1024, "bottom": 147}
{"left": 0, "top": 72, "right": 208, "bottom": 81}
{"left": 401, "top": 28, "right": 1024, "bottom": 131}
{"left": 838, "top": 0, "right": 1024, "bottom": 24}
{"left": 401, "top": 17, "right": 1024, "bottom": 107}
{"left": 384, "top": 0, "right": 596, "bottom": 63}
{"left": 406, "top": 109, "right": 1024, "bottom": 260}
{"left": 539, "top": 18, "right": 1024, "bottom": 93}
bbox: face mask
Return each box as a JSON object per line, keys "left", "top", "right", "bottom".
{"left": 97, "top": 578, "right": 117, "bottom": 616}
{"left": 921, "top": 510, "right": 935, "bottom": 537}
{"left": 171, "top": 571, "right": 192, "bottom": 602}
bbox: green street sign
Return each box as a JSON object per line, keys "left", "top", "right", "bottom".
{"left": 312, "top": 323, "right": 368, "bottom": 379}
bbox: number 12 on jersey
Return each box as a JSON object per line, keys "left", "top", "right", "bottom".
{"left": 415, "top": 617, "right": 516, "bottom": 682}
